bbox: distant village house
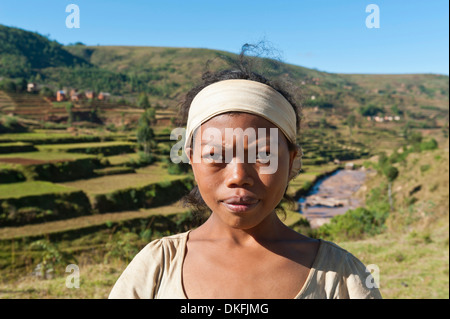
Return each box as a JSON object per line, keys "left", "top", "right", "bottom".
{"left": 54, "top": 88, "right": 110, "bottom": 102}
{"left": 98, "top": 92, "right": 111, "bottom": 100}
{"left": 85, "top": 90, "right": 95, "bottom": 99}
{"left": 367, "top": 115, "right": 401, "bottom": 122}
{"left": 70, "top": 89, "right": 84, "bottom": 102}
{"left": 56, "top": 90, "right": 66, "bottom": 102}
{"left": 71, "top": 92, "right": 84, "bottom": 101}
{"left": 27, "top": 82, "right": 38, "bottom": 93}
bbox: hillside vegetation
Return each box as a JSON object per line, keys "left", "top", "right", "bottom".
{"left": 0, "top": 24, "right": 448, "bottom": 299}
{"left": 338, "top": 142, "right": 449, "bottom": 298}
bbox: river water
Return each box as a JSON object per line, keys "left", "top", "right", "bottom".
{"left": 298, "top": 168, "right": 369, "bottom": 228}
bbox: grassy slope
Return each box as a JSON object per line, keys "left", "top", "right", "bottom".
{"left": 0, "top": 146, "right": 447, "bottom": 298}
{"left": 65, "top": 45, "right": 449, "bottom": 113}
{"left": 338, "top": 143, "right": 449, "bottom": 299}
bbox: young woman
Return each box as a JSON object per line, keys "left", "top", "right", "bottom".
{"left": 109, "top": 66, "right": 382, "bottom": 299}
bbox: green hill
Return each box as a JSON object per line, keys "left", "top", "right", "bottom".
{"left": 0, "top": 24, "right": 448, "bottom": 148}
{"left": 0, "top": 25, "right": 90, "bottom": 78}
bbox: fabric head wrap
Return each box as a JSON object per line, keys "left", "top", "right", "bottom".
{"left": 185, "top": 79, "right": 303, "bottom": 180}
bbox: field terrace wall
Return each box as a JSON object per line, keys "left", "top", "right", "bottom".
{"left": 0, "top": 176, "right": 195, "bottom": 227}
{"left": 0, "top": 135, "right": 116, "bottom": 145}
{"left": 24, "top": 157, "right": 105, "bottom": 182}
{"left": 0, "top": 142, "right": 38, "bottom": 154}
{"left": 0, "top": 190, "right": 92, "bottom": 227}
{"left": 36, "top": 141, "right": 137, "bottom": 157}
{"left": 92, "top": 177, "right": 195, "bottom": 214}
{"left": 0, "top": 167, "right": 26, "bottom": 183}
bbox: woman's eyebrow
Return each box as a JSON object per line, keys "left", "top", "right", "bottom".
{"left": 200, "top": 140, "right": 273, "bottom": 149}
{"left": 200, "top": 142, "right": 223, "bottom": 147}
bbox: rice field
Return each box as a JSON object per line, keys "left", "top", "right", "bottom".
{"left": 0, "top": 181, "right": 76, "bottom": 199}
{"left": 58, "top": 162, "right": 186, "bottom": 195}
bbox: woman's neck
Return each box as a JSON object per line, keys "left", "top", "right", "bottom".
{"left": 193, "top": 211, "right": 292, "bottom": 247}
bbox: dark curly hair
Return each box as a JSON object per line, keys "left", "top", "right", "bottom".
{"left": 177, "top": 43, "right": 304, "bottom": 222}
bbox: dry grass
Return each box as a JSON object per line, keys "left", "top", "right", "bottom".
{"left": 338, "top": 219, "right": 449, "bottom": 299}
{"left": 0, "top": 259, "right": 126, "bottom": 299}
{"left": 338, "top": 145, "right": 449, "bottom": 298}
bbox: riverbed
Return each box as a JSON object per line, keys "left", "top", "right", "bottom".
{"left": 298, "top": 167, "right": 370, "bottom": 228}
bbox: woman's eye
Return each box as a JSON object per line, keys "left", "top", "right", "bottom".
{"left": 202, "top": 150, "right": 223, "bottom": 162}
{"left": 256, "top": 151, "right": 272, "bottom": 163}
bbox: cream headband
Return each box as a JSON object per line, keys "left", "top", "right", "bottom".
{"left": 185, "top": 79, "right": 303, "bottom": 180}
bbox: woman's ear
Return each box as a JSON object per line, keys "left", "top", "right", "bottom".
{"left": 288, "top": 148, "right": 298, "bottom": 173}
{"left": 185, "top": 147, "right": 193, "bottom": 165}
{"left": 288, "top": 145, "right": 303, "bottom": 181}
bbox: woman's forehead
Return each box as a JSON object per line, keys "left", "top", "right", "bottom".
{"left": 192, "top": 112, "right": 287, "bottom": 149}
{"left": 201, "top": 112, "right": 278, "bottom": 130}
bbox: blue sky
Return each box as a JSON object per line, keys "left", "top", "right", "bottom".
{"left": 1, "top": 0, "right": 448, "bottom": 75}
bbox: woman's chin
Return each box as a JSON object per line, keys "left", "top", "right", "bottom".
{"left": 217, "top": 208, "right": 272, "bottom": 230}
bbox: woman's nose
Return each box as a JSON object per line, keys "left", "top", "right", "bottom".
{"left": 225, "top": 158, "right": 254, "bottom": 188}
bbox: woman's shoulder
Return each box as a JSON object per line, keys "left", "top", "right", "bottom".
{"left": 133, "top": 230, "right": 190, "bottom": 264}
{"left": 316, "top": 239, "right": 369, "bottom": 274}
{"left": 108, "top": 231, "right": 190, "bottom": 299}
{"left": 312, "top": 239, "right": 382, "bottom": 299}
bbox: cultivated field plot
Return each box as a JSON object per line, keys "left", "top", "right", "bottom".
{"left": 0, "top": 151, "right": 94, "bottom": 163}
{"left": 35, "top": 141, "right": 137, "bottom": 156}
{"left": 0, "top": 181, "right": 76, "bottom": 199}
{"left": 58, "top": 162, "right": 186, "bottom": 195}
{"left": 0, "top": 128, "right": 180, "bottom": 220}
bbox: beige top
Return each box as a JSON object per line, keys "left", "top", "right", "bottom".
{"left": 108, "top": 231, "right": 382, "bottom": 299}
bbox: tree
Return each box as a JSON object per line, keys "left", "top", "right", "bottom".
{"left": 136, "top": 111, "right": 155, "bottom": 155}
{"left": 144, "top": 107, "right": 156, "bottom": 125}
{"left": 40, "top": 86, "right": 54, "bottom": 98}
{"left": 391, "top": 104, "right": 403, "bottom": 116}
{"left": 401, "top": 121, "right": 412, "bottom": 141}
{"left": 65, "top": 102, "right": 74, "bottom": 126}
{"left": 15, "top": 78, "right": 27, "bottom": 92}
{"left": 383, "top": 165, "right": 399, "bottom": 212}
{"left": 345, "top": 114, "right": 357, "bottom": 140}
{"left": 358, "top": 104, "right": 384, "bottom": 117}
{"left": 0, "top": 79, "right": 17, "bottom": 92}
{"left": 137, "top": 93, "right": 150, "bottom": 109}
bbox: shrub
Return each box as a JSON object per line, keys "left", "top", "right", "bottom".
{"left": 29, "top": 239, "right": 77, "bottom": 278}
{"left": 359, "top": 104, "right": 385, "bottom": 117}
{"left": 0, "top": 168, "right": 26, "bottom": 184}
{"left": 27, "top": 158, "right": 103, "bottom": 182}
{"left": 420, "top": 164, "right": 431, "bottom": 173}
{"left": 167, "top": 162, "right": 191, "bottom": 175}
{"left": 313, "top": 207, "right": 389, "bottom": 241}
{"left": 104, "top": 232, "right": 141, "bottom": 263}
{"left": 92, "top": 177, "right": 194, "bottom": 213}
{"left": 0, "top": 190, "right": 92, "bottom": 226}
{"left": 0, "top": 142, "right": 37, "bottom": 154}
{"left": 0, "top": 79, "right": 17, "bottom": 92}
{"left": 420, "top": 138, "right": 438, "bottom": 151}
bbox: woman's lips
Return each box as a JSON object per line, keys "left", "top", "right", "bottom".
{"left": 220, "top": 196, "right": 260, "bottom": 213}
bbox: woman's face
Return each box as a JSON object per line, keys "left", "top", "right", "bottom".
{"left": 188, "top": 112, "right": 297, "bottom": 230}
